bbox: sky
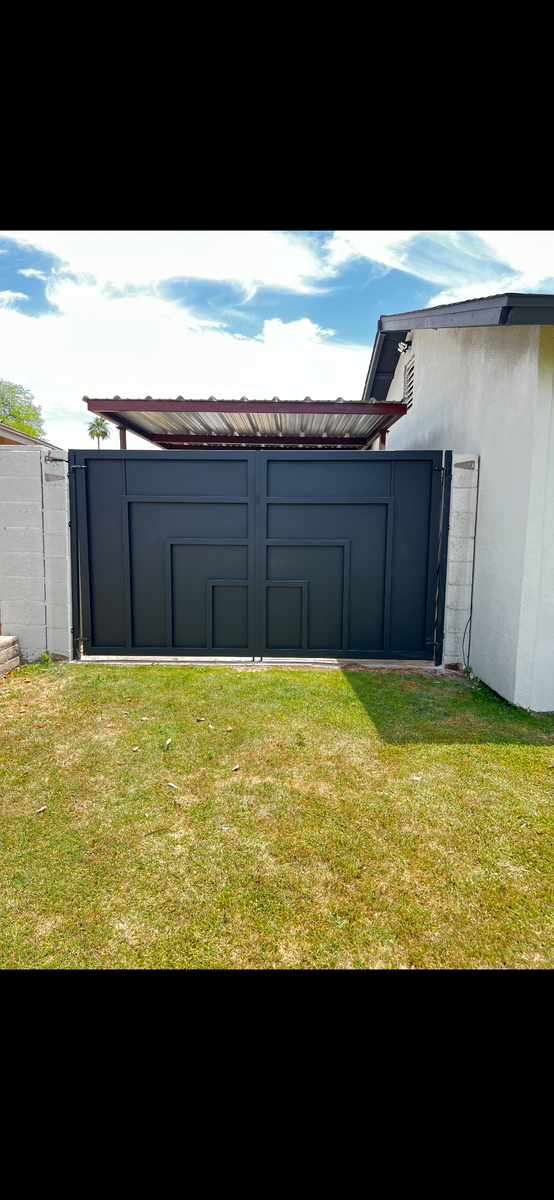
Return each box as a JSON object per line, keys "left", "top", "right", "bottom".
{"left": 1, "top": 229, "right": 554, "bottom": 450}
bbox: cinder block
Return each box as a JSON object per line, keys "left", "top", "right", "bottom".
{"left": 444, "top": 608, "right": 471, "bottom": 635}
{"left": 445, "top": 583, "right": 473, "bottom": 610}
{"left": 0, "top": 477, "right": 42, "bottom": 504}
{"left": 43, "top": 498, "right": 69, "bottom": 519}
{"left": 456, "top": 467, "right": 478, "bottom": 488}
{"left": 0, "top": 600, "right": 46, "bottom": 627}
{"left": 44, "top": 534, "right": 69, "bottom": 559}
{"left": 45, "top": 577, "right": 70, "bottom": 607}
{"left": 450, "top": 487, "right": 478, "bottom": 514}
{"left": 16, "top": 628, "right": 47, "bottom": 661}
{"left": 446, "top": 558, "right": 474, "bottom": 587}
{"left": 0, "top": 451, "right": 41, "bottom": 477}
{"left": 43, "top": 509, "right": 69, "bottom": 537}
{"left": 44, "top": 558, "right": 70, "bottom": 586}
{"left": 0, "top": 527, "right": 43, "bottom": 555}
{"left": 445, "top": 536, "right": 475, "bottom": 562}
{"left": 46, "top": 604, "right": 71, "bottom": 629}
{"left": 451, "top": 457, "right": 479, "bottom": 487}
{"left": 0, "top": 501, "right": 42, "bottom": 526}
{"left": 42, "top": 470, "right": 67, "bottom": 484}
{"left": 42, "top": 471, "right": 68, "bottom": 495}
{"left": 43, "top": 499, "right": 69, "bottom": 520}
{"left": 0, "top": 576, "right": 45, "bottom": 603}
{"left": 443, "top": 633, "right": 463, "bottom": 659}
{"left": 0, "top": 552, "right": 44, "bottom": 577}
{"left": 48, "top": 628, "right": 72, "bottom": 658}
{"left": 449, "top": 509, "right": 477, "bottom": 539}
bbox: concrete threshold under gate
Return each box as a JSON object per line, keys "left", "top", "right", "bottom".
{"left": 76, "top": 655, "right": 447, "bottom": 673}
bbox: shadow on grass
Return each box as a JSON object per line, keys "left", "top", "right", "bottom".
{"left": 341, "top": 669, "right": 554, "bottom": 746}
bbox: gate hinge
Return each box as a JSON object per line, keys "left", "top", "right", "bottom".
{"left": 71, "top": 464, "right": 87, "bottom": 470}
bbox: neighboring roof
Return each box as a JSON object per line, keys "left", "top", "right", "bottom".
{"left": 83, "top": 396, "right": 406, "bottom": 450}
{"left": 0, "top": 421, "right": 64, "bottom": 452}
{"left": 362, "top": 292, "right": 554, "bottom": 404}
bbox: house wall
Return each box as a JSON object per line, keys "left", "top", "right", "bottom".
{"left": 0, "top": 447, "right": 72, "bottom": 662}
{"left": 513, "top": 326, "right": 554, "bottom": 711}
{"left": 384, "top": 325, "right": 554, "bottom": 710}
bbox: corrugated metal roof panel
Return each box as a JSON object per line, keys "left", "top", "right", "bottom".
{"left": 84, "top": 395, "right": 406, "bottom": 448}
{"left": 125, "top": 408, "right": 397, "bottom": 439}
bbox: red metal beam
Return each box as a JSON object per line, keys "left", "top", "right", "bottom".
{"left": 150, "top": 434, "right": 370, "bottom": 446}
{"left": 87, "top": 398, "right": 407, "bottom": 417}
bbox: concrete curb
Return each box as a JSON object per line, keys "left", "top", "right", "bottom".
{"left": 75, "top": 654, "right": 450, "bottom": 675}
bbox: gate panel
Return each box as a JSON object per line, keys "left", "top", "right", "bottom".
{"left": 71, "top": 452, "right": 256, "bottom": 657}
{"left": 126, "top": 501, "right": 248, "bottom": 649}
{"left": 258, "top": 452, "right": 444, "bottom": 659}
{"left": 70, "top": 449, "right": 448, "bottom": 661}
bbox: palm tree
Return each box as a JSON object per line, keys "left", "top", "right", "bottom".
{"left": 88, "top": 417, "right": 110, "bottom": 449}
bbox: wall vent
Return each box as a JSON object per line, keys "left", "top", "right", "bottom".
{"left": 404, "top": 357, "right": 415, "bottom": 408}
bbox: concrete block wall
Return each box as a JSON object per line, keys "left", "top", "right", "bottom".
{"left": 442, "top": 454, "right": 479, "bottom": 667}
{"left": 0, "top": 448, "right": 72, "bottom": 662}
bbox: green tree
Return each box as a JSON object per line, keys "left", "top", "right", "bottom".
{"left": 0, "top": 378, "right": 46, "bottom": 439}
{"left": 88, "top": 416, "right": 110, "bottom": 449}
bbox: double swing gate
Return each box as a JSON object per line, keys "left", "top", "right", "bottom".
{"left": 69, "top": 450, "right": 451, "bottom": 662}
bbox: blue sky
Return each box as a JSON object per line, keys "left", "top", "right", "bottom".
{"left": 1, "top": 230, "right": 553, "bottom": 448}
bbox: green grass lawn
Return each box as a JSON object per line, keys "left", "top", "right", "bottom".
{"left": 1, "top": 659, "right": 553, "bottom": 969}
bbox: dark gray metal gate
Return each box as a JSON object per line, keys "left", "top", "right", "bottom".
{"left": 69, "top": 450, "right": 451, "bottom": 662}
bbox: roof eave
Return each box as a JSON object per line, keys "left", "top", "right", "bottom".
{"left": 378, "top": 292, "right": 554, "bottom": 333}
{"left": 366, "top": 292, "right": 554, "bottom": 404}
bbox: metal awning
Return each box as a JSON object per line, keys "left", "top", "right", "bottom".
{"left": 83, "top": 396, "right": 407, "bottom": 449}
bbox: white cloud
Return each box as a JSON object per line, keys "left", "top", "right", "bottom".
{"left": 326, "top": 231, "right": 425, "bottom": 271}
{"left": 8, "top": 227, "right": 554, "bottom": 298}
{"left": 0, "top": 286, "right": 370, "bottom": 450}
{"left": 1, "top": 230, "right": 324, "bottom": 293}
{"left": 472, "top": 231, "right": 554, "bottom": 289}
{"left": 424, "top": 278, "right": 520, "bottom": 308}
{"left": 328, "top": 229, "right": 554, "bottom": 304}
{"left": 0, "top": 290, "right": 28, "bottom": 306}
{"left": 423, "top": 234, "right": 554, "bottom": 305}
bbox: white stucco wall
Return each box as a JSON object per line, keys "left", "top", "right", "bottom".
{"left": 512, "top": 327, "right": 554, "bottom": 711}
{"left": 384, "top": 324, "right": 554, "bottom": 710}
{"left": 0, "top": 447, "right": 72, "bottom": 662}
